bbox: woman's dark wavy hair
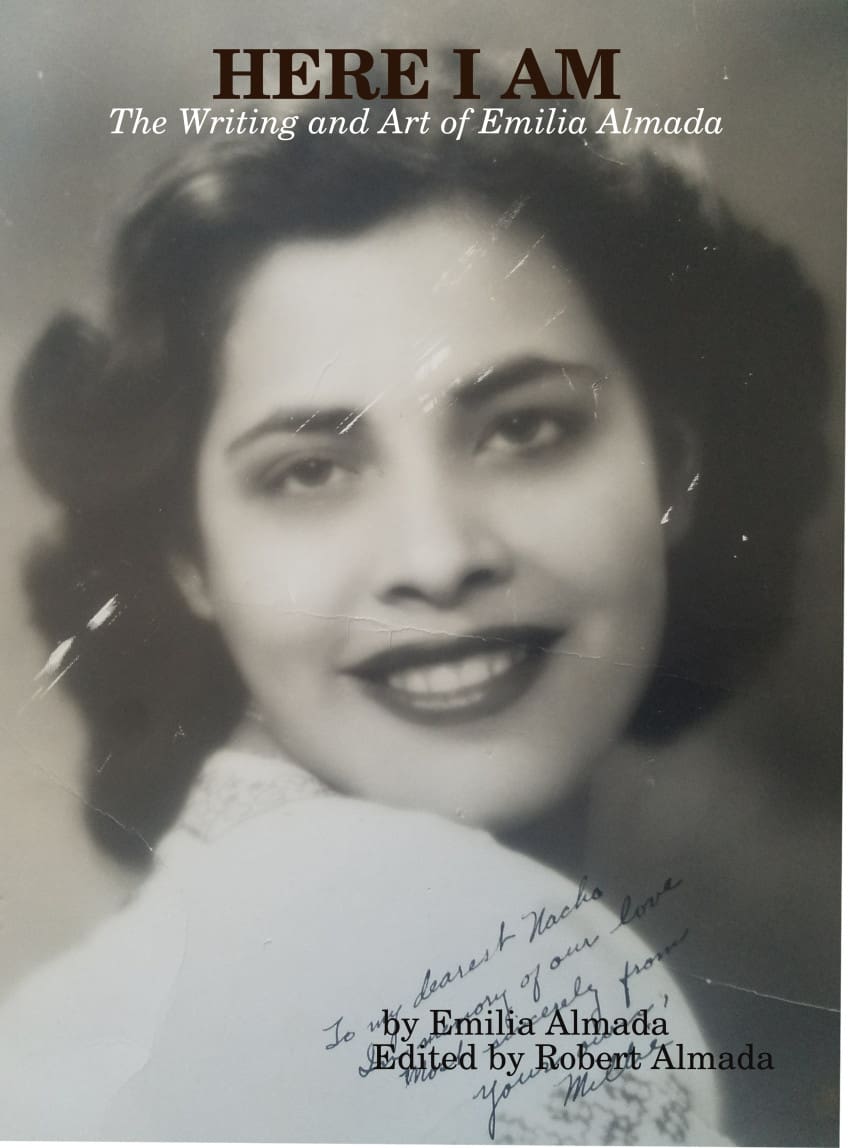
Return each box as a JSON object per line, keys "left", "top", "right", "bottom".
{"left": 14, "top": 91, "right": 830, "bottom": 864}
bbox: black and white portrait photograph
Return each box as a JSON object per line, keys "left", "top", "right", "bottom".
{"left": 0, "top": 3, "right": 843, "bottom": 1144}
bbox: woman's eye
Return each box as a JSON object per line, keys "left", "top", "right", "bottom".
{"left": 480, "top": 410, "right": 578, "bottom": 456}
{"left": 255, "top": 456, "right": 353, "bottom": 496}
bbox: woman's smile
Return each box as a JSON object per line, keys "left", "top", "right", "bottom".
{"left": 345, "top": 625, "right": 565, "bottom": 725}
{"left": 178, "top": 199, "right": 668, "bottom": 828}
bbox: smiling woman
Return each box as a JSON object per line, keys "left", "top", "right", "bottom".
{"left": 175, "top": 204, "right": 667, "bottom": 826}
{"left": 3, "top": 84, "right": 830, "bottom": 1144}
{"left": 14, "top": 111, "right": 827, "bottom": 855}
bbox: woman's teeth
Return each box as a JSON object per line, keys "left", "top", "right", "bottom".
{"left": 385, "top": 649, "right": 527, "bottom": 702}
{"left": 351, "top": 627, "right": 562, "bottom": 722}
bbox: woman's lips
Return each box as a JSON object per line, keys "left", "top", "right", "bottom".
{"left": 344, "top": 626, "right": 564, "bottom": 725}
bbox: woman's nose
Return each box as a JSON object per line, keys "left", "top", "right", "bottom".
{"left": 373, "top": 479, "right": 514, "bottom": 611}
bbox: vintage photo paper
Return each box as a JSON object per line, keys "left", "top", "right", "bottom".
{"left": 0, "top": 3, "right": 843, "bottom": 1144}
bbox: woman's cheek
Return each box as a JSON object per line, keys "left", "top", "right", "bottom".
{"left": 218, "top": 501, "right": 375, "bottom": 615}
{"left": 495, "top": 463, "right": 661, "bottom": 582}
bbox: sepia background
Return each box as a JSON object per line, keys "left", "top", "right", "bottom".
{"left": 0, "top": 2, "right": 843, "bottom": 1145}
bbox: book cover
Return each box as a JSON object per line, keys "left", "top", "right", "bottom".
{"left": 0, "top": 3, "right": 842, "bottom": 1144}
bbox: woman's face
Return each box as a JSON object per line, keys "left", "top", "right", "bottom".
{"left": 184, "top": 200, "right": 668, "bottom": 828}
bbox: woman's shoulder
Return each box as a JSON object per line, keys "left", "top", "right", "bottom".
{"left": 0, "top": 740, "right": 729, "bottom": 1144}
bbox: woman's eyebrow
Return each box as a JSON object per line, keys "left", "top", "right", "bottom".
{"left": 224, "top": 357, "right": 601, "bottom": 454}
{"left": 226, "top": 408, "right": 359, "bottom": 454}
{"left": 452, "top": 355, "right": 602, "bottom": 407}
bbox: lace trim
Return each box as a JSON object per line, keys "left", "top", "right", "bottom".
{"left": 178, "top": 747, "right": 328, "bottom": 841}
